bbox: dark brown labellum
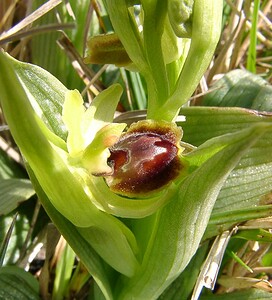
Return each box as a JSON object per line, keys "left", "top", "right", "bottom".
{"left": 105, "top": 120, "right": 184, "bottom": 197}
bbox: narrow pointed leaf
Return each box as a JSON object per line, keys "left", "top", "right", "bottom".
{"left": 200, "top": 288, "right": 272, "bottom": 299}
{"left": 26, "top": 166, "right": 113, "bottom": 300}
{"left": 180, "top": 107, "right": 272, "bottom": 237}
{"left": 116, "top": 123, "right": 271, "bottom": 299}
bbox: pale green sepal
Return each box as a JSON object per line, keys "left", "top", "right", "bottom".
{"left": 62, "top": 84, "right": 124, "bottom": 160}
{"left": 162, "top": 16, "right": 187, "bottom": 64}
{"left": 90, "top": 83, "right": 123, "bottom": 124}
{"left": 62, "top": 90, "right": 85, "bottom": 156}
{"left": 82, "top": 123, "right": 126, "bottom": 175}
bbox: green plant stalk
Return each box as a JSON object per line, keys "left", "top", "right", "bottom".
{"left": 246, "top": 0, "right": 260, "bottom": 73}
{"left": 150, "top": 0, "right": 223, "bottom": 121}
{"left": 105, "top": 0, "right": 223, "bottom": 121}
{"left": 104, "top": 0, "right": 158, "bottom": 119}
{"left": 141, "top": 0, "right": 169, "bottom": 106}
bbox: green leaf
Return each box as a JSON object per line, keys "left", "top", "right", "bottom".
{"left": 0, "top": 179, "right": 35, "bottom": 215}
{"left": 180, "top": 106, "right": 272, "bottom": 147}
{"left": 0, "top": 149, "right": 25, "bottom": 180}
{"left": 234, "top": 228, "right": 272, "bottom": 243}
{"left": 182, "top": 107, "right": 272, "bottom": 214}
{"left": 115, "top": 123, "right": 272, "bottom": 299}
{"left": 0, "top": 213, "right": 17, "bottom": 267}
{"left": 8, "top": 52, "right": 68, "bottom": 140}
{"left": 0, "top": 214, "right": 29, "bottom": 265}
{"left": 180, "top": 107, "right": 272, "bottom": 238}
{"left": 202, "top": 69, "right": 272, "bottom": 112}
{"left": 0, "top": 266, "right": 39, "bottom": 300}
{"left": 26, "top": 166, "right": 113, "bottom": 300}
{"left": 158, "top": 242, "right": 209, "bottom": 300}
{"left": 200, "top": 288, "right": 272, "bottom": 299}
{"left": 246, "top": 0, "right": 260, "bottom": 73}
{"left": 52, "top": 243, "right": 76, "bottom": 300}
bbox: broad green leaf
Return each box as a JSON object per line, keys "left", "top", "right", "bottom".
{"left": 115, "top": 123, "right": 272, "bottom": 299}
{"left": 206, "top": 205, "right": 272, "bottom": 240}
{"left": 202, "top": 69, "right": 272, "bottom": 112}
{"left": 200, "top": 288, "right": 272, "bottom": 299}
{"left": 179, "top": 107, "right": 272, "bottom": 238}
{"left": 0, "top": 266, "right": 39, "bottom": 300}
{"left": 158, "top": 242, "right": 210, "bottom": 300}
{"left": 8, "top": 53, "right": 68, "bottom": 140}
{"left": 0, "top": 179, "right": 35, "bottom": 215}
{"left": 26, "top": 166, "right": 113, "bottom": 300}
{"left": 180, "top": 106, "right": 272, "bottom": 146}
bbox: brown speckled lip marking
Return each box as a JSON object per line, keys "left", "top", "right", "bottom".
{"left": 106, "top": 121, "right": 183, "bottom": 196}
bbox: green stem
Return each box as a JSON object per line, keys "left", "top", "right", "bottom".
{"left": 142, "top": 0, "right": 169, "bottom": 112}
{"left": 246, "top": 0, "right": 260, "bottom": 73}
{"left": 154, "top": 0, "right": 223, "bottom": 121}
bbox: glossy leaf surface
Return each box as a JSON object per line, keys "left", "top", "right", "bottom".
{"left": 202, "top": 69, "right": 272, "bottom": 112}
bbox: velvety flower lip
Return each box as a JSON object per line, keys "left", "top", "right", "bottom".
{"left": 105, "top": 120, "right": 184, "bottom": 197}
